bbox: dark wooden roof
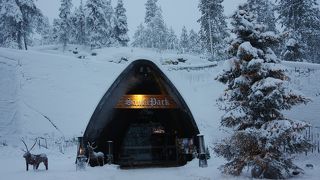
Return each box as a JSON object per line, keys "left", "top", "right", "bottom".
{"left": 83, "top": 59, "right": 199, "bottom": 141}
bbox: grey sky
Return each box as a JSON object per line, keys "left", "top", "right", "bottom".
{"left": 35, "top": 0, "right": 246, "bottom": 38}
{"left": 36, "top": 0, "right": 319, "bottom": 38}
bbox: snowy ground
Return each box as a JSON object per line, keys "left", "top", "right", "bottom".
{"left": 1, "top": 46, "right": 320, "bottom": 179}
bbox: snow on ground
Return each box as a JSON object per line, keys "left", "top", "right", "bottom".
{"left": 0, "top": 46, "right": 320, "bottom": 179}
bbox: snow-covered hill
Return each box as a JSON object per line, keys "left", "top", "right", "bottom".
{"left": 0, "top": 46, "right": 320, "bottom": 179}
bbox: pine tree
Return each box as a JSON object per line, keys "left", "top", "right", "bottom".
{"left": 59, "top": 0, "right": 72, "bottom": 50}
{"left": 16, "top": 0, "right": 43, "bottom": 50}
{"left": 214, "top": 5, "right": 312, "bottom": 179}
{"left": 145, "top": 0, "right": 158, "bottom": 24}
{"left": 277, "top": 0, "right": 320, "bottom": 62}
{"left": 0, "top": 0, "right": 43, "bottom": 49}
{"left": 247, "top": 0, "right": 277, "bottom": 32}
{"left": 115, "top": 0, "right": 129, "bottom": 46}
{"left": 198, "top": 0, "right": 229, "bottom": 57}
{"left": 85, "top": 0, "right": 110, "bottom": 49}
{"left": 0, "top": 0, "right": 22, "bottom": 48}
{"left": 179, "top": 26, "right": 189, "bottom": 53}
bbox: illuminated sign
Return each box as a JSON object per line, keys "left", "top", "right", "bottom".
{"left": 116, "top": 95, "right": 177, "bottom": 109}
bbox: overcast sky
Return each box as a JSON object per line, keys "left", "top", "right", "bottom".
{"left": 35, "top": 0, "right": 319, "bottom": 38}
{"left": 35, "top": 0, "right": 247, "bottom": 38}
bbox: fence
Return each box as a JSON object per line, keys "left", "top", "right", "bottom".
{"left": 304, "top": 126, "right": 320, "bottom": 155}
{"left": 35, "top": 136, "right": 78, "bottom": 154}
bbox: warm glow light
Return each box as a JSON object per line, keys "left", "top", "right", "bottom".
{"left": 116, "top": 94, "right": 177, "bottom": 109}
{"left": 133, "top": 95, "right": 145, "bottom": 102}
{"left": 79, "top": 148, "right": 84, "bottom": 155}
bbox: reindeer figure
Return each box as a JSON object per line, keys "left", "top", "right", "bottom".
{"left": 21, "top": 138, "right": 48, "bottom": 171}
{"left": 87, "top": 142, "right": 104, "bottom": 166}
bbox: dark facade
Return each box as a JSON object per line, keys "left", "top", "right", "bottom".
{"left": 82, "top": 60, "right": 200, "bottom": 167}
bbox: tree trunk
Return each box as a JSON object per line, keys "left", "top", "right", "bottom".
{"left": 17, "top": 23, "right": 23, "bottom": 50}
{"left": 23, "top": 32, "right": 28, "bottom": 50}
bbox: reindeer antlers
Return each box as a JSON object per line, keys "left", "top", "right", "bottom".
{"left": 21, "top": 138, "right": 38, "bottom": 152}
{"left": 21, "top": 138, "right": 29, "bottom": 152}
{"left": 30, "top": 138, "right": 38, "bottom": 151}
{"left": 87, "top": 142, "right": 97, "bottom": 149}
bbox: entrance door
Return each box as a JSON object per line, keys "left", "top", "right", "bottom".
{"left": 120, "top": 122, "right": 176, "bottom": 166}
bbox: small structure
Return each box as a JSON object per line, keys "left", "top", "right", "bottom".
{"left": 81, "top": 60, "right": 202, "bottom": 167}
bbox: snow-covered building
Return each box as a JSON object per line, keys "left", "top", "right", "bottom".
{"left": 82, "top": 59, "right": 201, "bottom": 167}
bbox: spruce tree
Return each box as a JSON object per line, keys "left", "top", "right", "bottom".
{"left": 52, "top": 18, "right": 62, "bottom": 44}
{"left": 247, "top": 0, "right": 277, "bottom": 32}
{"left": 198, "top": 0, "right": 229, "bottom": 57}
{"left": 59, "top": 0, "right": 72, "bottom": 50}
{"left": 277, "top": 0, "right": 320, "bottom": 62}
{"left": 132, "top": 23, "right": 146, "bottom": 48}
{"left": 104, "top": 0, "right": 117, "bottom": 46}
{"left": 70, "top": 0, "right": 86, "bottom": 45}
{"left": 147, "top": 7, "right": 167, "bottom": 49}
{"left": 166, "top": 27, "right": 179, "bottom": 50}
{"left": 214, "top": 5, "right": 312, "bottom": 179}
{"left": 189, "top": 29, "right": 202, "bottom": 54}
{"left": 115, "top": 0, "right": 129, "bottom": 46}
{"left": 85, "top": 0, "right": 109, "bottom": 49}
{"left": 145, "top": 0, "right": 158, "bottom": 24}
{"left": 179, "top": 26, "right": 189, "bottom": 53}
{"left": 36, "top": 16, "right": 53, "bottom": 45}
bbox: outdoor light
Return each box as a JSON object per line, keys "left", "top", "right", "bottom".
{"left": 197, "top": 134, "right": 208, "bottom": 168}
{"left": 106, "top": 141, "right": 113, "bottom": 165}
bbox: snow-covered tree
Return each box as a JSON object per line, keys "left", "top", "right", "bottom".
{"left": 59, "top": 0, "right": 72, "bottom": 50}
{"left": 36, "top": 16, "right": 53, "bottom": 45}
{"left": 214, "top": 5, "right": 312, "bottom": 179}
{"left": 144, "top": 0, "right": 158, "bottom": 24}
{"left": 0, "top": 0, "right": 43, "bottom": 49}
{"left": 166, "top": 27, "right": 179, "bottom": 50}
{"left": 146, "top": 7, "right": 167, "bottom": 49}
{"left": 114, "top": 0, "right": 129, "bottom": 46}
{"left": 85, "top": 0, "right": 110, "bottom": 49}
{"left": 277, "top": 0, "right": 320, "bottom": 62}
{"left": 103, "top": 0, "right": 117, "bottom": 46}
{"left": 70, "top": 0, "right": 86, "bottom": 45}
{"left": 132, "top": 4, "right": 168, "bottom": 50}
{"left": 189, "top": 29, "right": 202, "bottom": 54}
{"left": 179, "top": 26, "right": 189, "bottom": 53}
{"left": 0, "top": 0, "right": 22, "bottom": 48}
{"left": 132, "top": 23, "right": 146, "bottom": 48}
{"left": 16, "top": 0, "right": 44, "bottom": 50}
{"left": 51, "top": 18, "right": 61, "bottom": 44}
{"left": 198, "top": 0, "right": 229, "bottom": 57}
{"left": 247, "top": 0, "right": 277, "bottom": 32}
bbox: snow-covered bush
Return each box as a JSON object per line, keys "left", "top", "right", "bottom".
{"left": 214, "top": 4, "right": 312, "bottom": 179}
